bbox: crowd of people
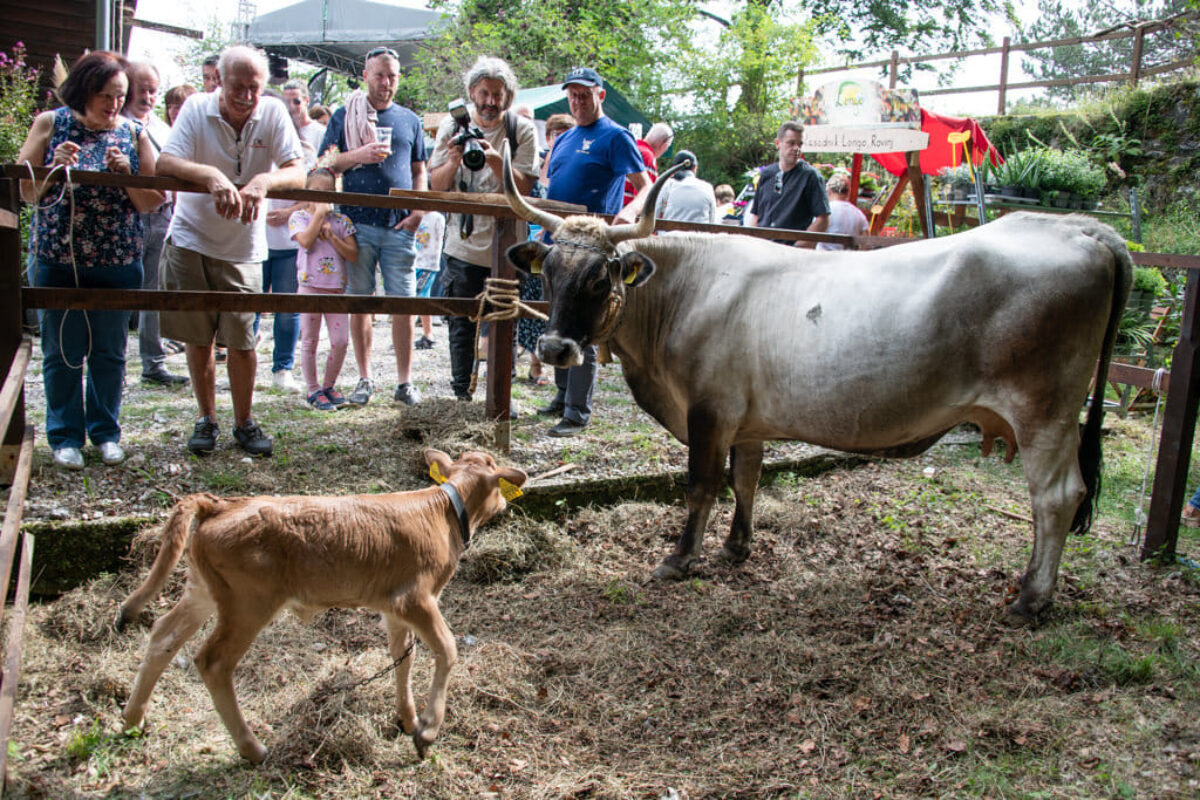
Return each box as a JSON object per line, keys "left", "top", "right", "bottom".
{"left": 21, "top": 43, "right": 856, "bottom": 468}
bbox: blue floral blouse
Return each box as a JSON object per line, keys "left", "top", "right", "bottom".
{"left": 35, "top": 107, "right": 144, "bottom": 268}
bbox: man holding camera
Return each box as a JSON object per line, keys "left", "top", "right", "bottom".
{"left": 429, "top": 56, "right": 539, "bottom": 401}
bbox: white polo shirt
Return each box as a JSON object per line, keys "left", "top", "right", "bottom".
{"left": 162, "top": 91, "right": 303, "bottom": 263}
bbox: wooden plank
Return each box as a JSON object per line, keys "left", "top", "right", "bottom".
{"left": 1108, "top": 361, "right": 1170, "bottom": 393}
{"left": 1133, "top": 252, "right": 1200, "bottom": 271}
{"left": 0, "top": 532, "right": 35, "bottom": 794}
{"left": 0, "top": 210, "right": 16, "bottom": 231}
{"left": 22, "top": 288, "right": 549, "bottom": 317}
{"left": 0, "top": 428, "right": 35, "bottom": 608}
{"left": 0, "top": 179, "right": 24, "bottom": 454}
{"left": 0, "top": 340, "right": 31, "bottom": 457}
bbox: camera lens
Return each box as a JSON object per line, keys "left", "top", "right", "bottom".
{"left": 462, "top": 141, "right": 486, "bottom": 171}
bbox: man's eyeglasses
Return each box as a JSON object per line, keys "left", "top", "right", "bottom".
{"left": 774, "top": 172, "right": 784, "bottom": 193}
{"left": 289, "top": 98, "right": 305, "bottom": 106}
{"left": 365, "top": 46, "right": 399, "bottom": 61}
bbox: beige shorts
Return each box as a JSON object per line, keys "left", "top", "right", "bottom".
{"left": 159, "top": 239, "right": 260, "bottom": 350}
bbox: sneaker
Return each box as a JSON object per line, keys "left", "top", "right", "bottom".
{"left": 233, "top": 419, "right": 273, "bottom": 457}
{"left": 272, "top": 370, "right": 298, "bottom": 392}
{"left": 394, "top": 382, "right": 422, "bottom": 406}
{"left": 214, "top": 346, "right": 228, "bottom": 364}
{"left": 307, "top": 390, "right": 335, "bottom": 411}
{"left": 187, "top": 416, "right": 219, "bottom": 455}
{"left": 97, "top": 441, "right": 126, "bottom": 465}
{"left": 548, "top": 418, "right": 588, "bottom": 437}
{"left": 142, "top": 369, "right": 190, "bottom": 386}
{"left": 414, "top": 335, "right": 436, "bottom": 350}
{"left": 348, "top": 377, "right": 374, "bottom": 406}
{"left": 322, "top": 387, "right": 349, "bottom": 408}
{"left": 537, "top": 400, "right": 566, "bottom": 417}
{"left": 52, "top": 446, "right": 85, "bottom": 470}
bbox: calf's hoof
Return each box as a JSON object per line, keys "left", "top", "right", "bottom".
{"left": 651, "top": 555, "right": 693, "bottom": 581}
{"left": 239, "top": 741, "right": 269, "bottom": 764}
{"left": 412, "top": 729, "right": 436, "bottom": 760}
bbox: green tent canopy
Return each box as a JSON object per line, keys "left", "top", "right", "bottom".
{"left": 513, "top": 82, "right": 651, "bottom": 133}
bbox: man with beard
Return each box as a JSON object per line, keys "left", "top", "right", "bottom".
{"left": 429, "top": 56, "right": 538, "bottom": 402}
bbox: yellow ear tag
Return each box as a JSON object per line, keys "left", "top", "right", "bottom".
{"left": 429, "top": 461, "right": 447, "bottom": 484}
{"left": 623, "top": 266, "right": 638, "bottom": 285}
{"left": 498, "top": 478, "right": 524, "bottom": 501}
{"left": 530, "top": 257, "right": 544, "bottom": 275}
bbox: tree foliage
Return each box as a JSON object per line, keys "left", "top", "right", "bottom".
{"left": 1018, "top": 0, "right": 1198, "bottom": 100}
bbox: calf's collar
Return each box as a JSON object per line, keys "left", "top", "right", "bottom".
{"left": 439, "top": 482, "right": 472, "bottom": 547}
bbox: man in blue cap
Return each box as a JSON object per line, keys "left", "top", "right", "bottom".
{"left": 539, "top": 66, "right": 653, "bottom": 437}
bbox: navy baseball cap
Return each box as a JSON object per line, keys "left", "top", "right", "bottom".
{"left": 562, "top": 67, "right": 603, "bottom": 88}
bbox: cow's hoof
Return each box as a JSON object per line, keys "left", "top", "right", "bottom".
{"left": 1006, "top": 597, "right": 1046, "bottom": 626}
{"left": 718, "top": 543, "right": 750, "bottom": 564}
{"left": 651, "top": 557, "right": 691, "bottom": 580}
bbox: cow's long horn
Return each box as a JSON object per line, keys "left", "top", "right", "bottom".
{"left": 608, "top": 158, "right": 692, "bottom": 244}
{"left": 501, "top": 141, "right": 562, "bottom": 235}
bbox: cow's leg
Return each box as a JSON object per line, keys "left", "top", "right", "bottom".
{"left": 383, "top": 613, "right": 418, "bottom": 735}
{"left": 397, "top": 594, "right": 458, "bottom": 759}
{"left": 1012, "top": 428, "right": 1087, "bottom": 619}
{"left": 653, "top": 406, "right": 734, "bottom": 579}
{"left": 193, "top": 599, "right": 281, "bottom": 763}
{"left": 722, "top": 440, "right": 764, "bottom": 563}
{"left": 123, "top": 581, "right": 215, "bottom": 730}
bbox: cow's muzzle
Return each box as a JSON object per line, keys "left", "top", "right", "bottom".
{"left": 537, "top": 333, "right": 584, "bottom": 368}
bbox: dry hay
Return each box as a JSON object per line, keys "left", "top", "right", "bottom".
{"left": 6, "top": 452, "right": 1200, "bottom": 799}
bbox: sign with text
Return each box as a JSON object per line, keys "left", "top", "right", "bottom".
{"left": 802, "top": 125, "right": 929, "bottom": 154}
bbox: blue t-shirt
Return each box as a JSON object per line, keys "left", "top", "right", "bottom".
{"left": 320, "top": 103, "right": 427, "bottom": 228}
{"left": 546, "top": 116, "right": 645, "bottom": 215}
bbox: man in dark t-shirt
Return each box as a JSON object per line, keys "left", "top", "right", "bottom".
{"left": 746, "top": 120, "right": 830, "bottom": 247}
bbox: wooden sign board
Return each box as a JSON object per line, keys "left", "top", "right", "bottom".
{"left": 802, "top": 125, "right": 929, "bottom": 154}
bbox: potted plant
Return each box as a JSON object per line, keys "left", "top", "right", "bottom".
{"left": 937, "top": 164, "right": 972, "bottom": 202}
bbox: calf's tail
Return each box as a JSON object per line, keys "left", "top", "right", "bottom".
{"left": 1073, "top": 228, "right": 1134, "bottom": 533}
{"left": 115, "top": 494, "right": 220, "bottom": 631}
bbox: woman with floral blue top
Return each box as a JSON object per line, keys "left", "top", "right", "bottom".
{"left": 18, "top": 51, "right": 165, "bottom": 470}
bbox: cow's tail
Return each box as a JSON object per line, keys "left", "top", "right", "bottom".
{"left": 115, "top": 494, "right": 220, "bottom": 631}
{"left": 1073, "top": 225, "right": 1134, "bottom": 533}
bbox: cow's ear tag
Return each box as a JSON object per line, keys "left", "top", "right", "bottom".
{"left": 623, "top": 265, "right": 639, "bottom": 285}
{"left": 530, "top": 257, "right": 544, "bottom": 275}
{"left": 498, "top": 478, "right": 523, "bottom": 501}
{"left": 429, "top": 461, "right": 447, "bottom": 484}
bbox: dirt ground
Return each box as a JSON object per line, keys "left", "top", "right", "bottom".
{"left": 5, "top": 415, "right": 1200, "bottom": 798}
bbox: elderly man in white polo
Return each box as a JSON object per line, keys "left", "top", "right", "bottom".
{"left": 156, "top": 46, "right": 305, "bottom": 457}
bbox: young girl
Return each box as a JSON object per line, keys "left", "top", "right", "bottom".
{"left": 289, "top": 168, "right": 358, "bottom": 411}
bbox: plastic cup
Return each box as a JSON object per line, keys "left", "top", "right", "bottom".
{"left": 375, "top": 126, "right": 392, "bottom": 153}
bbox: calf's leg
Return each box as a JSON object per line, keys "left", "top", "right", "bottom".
{"left": 722, "top": 440, "right": 764, "bottom": 563}
{"left": 124, "top": 582, "right": 215, "bottom": 730}
{"left": 193, "top": 600, "right": 281, "bottom": 763}
{"left": 384, "top": 614, "right": 418, "bottom": 735}
{"left": 653, "top": 406, "right": 734, "bottom": 579}
{"left": 398, "top": 594, "right": 458, "bottom": 759}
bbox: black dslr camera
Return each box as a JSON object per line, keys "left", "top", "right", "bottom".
{"left": 448, "top": 99, "right": 487, "bottom": 171}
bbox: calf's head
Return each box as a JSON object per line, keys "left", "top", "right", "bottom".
{"left": 424, "top": 448, "right": 528, "bottom": 525}
{"left": 502, "top": 145, "right": 688, "bottom": 367}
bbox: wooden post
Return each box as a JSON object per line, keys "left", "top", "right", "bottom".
{"left": 906, "top": 151, "right": 932, "bottom": 238}
{"left": 870, "top": 172, "right": 909, "bottom": 235}
{"left": 998, "top": 36, "right": 1011, "bottom": 116}
{"left": 1142, "top": 269, "right": 1200, "bottom": 562}
{"left": 848, "top": 153, "right": 863, "bottom": 204}
{"left": 1130, "top": 26, "right": 1146, "bottom": 86}
{"left": 797, "top": 68, "right": 805, "bottom": 97}
{"left": 0, "top": 179, "right": 25, "bottom": 485}
{"left": 486, "top": 219, "right": 518, "bottom": 452}
{"left": 889, "top": 51, "right": 899, "bottom": 89}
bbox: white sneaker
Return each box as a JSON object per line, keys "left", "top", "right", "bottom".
{"left": 52, "top": 446, "right": 84, "bottom": 470}
{"left": 98, "top": 441, "right": 126, "bottom": 466}
{"left": 272, "top": 370, "right": 298, "bottom": 392}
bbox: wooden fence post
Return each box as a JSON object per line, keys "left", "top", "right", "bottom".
{"left": 1143, "top": 268, "right": 1200, "bottom": 562}
{"left": 889, "top": 51, "right": 899, "bottom": 88}
{"left": 1130, "top": 25, "right": 1146, "bottom": 86}
{"left": 998, "top": 36, "right": 1011, "bottom": 115}
{"left": 487, "top": 219, "right": 518, "bottom": 452}
{"left": 0, "top": 179, "right": 25, "bottom": 485}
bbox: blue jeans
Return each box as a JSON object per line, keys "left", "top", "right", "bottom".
{"left": 259, "top": 248, "right": 299, "bottom": 372}
{"left": 348, "top": 225, "right": 417, "bottom": 297}
{"left": 36, "top": 259, "right": 142, "bottom": 449}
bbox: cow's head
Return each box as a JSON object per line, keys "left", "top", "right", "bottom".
{"left": 502, "top": 144, "right": 688, "bottom": 367}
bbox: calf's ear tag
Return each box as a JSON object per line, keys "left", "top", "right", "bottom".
{"left": 530, "top": 257, "right": 544, "bottom": 274}
{"left": 429, "top": 461, "right": 447, "bottom": 484}
{"left": 623, "top": 264, "right": 639, "bottom": 285}
{"left": 498, "top": 478, "right": 523, "bottom": 501}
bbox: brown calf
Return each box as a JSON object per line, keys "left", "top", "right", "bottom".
{"left": 116, "top": 449, "right": 527, "bottom": 763}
